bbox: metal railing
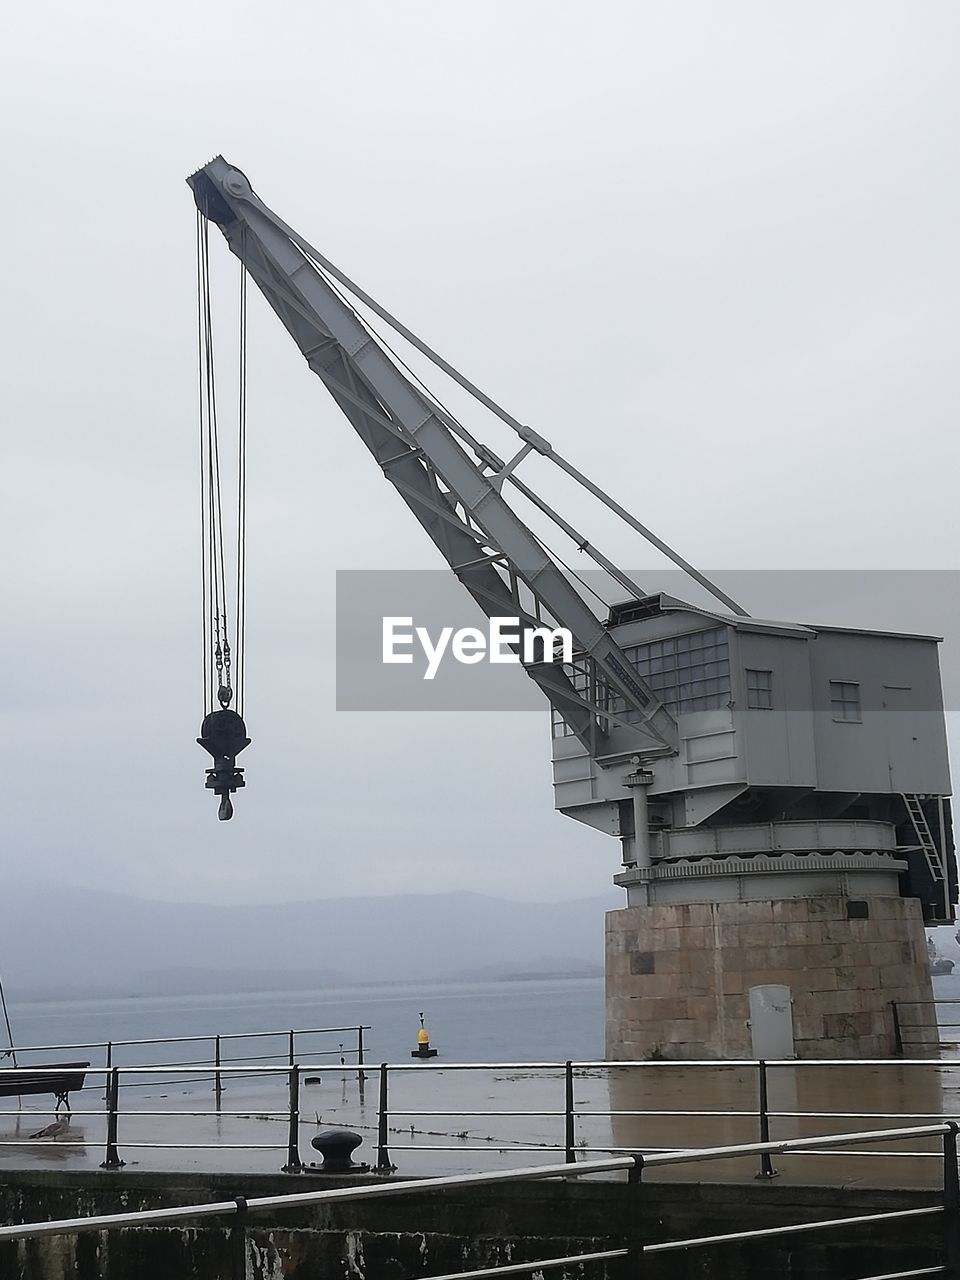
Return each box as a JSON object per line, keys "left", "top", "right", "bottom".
{"left": 894, "top": 999, "right": 960, "bottom": 1053}
{"left": 0, "top": 1023, "right": 369, "bottom": 1105}
{"left": 5, "top": 1054, "right": 960, "bottom": 1177}
{"left": 369, "top": 1056, "right": 960, "bottom": 1177}
{"left": 0, "top": 1062, "right": 368, "bottom": 1171}
{"left": 0, "top": 1124, "right": 956, "bottom": 1280}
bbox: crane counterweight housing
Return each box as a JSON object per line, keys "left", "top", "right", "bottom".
{"left": 189, "top": 156, "right": 955, "bottom": 1061}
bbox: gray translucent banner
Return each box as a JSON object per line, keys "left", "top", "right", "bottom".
{"left": 335, "top": 569, "right": 960, "bottom": 713}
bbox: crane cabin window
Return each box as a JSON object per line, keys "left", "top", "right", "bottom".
{"left": 551, "top": 627, "right": 732, "bottom": 737}
{"left": 746, "top": 669, "right": 773, "bottom": 709}
{"left": 830, "top": 680, "right": 862, "bottom": 723}
{"left": 623, "top": 627, "right": 731, "bottom": 715}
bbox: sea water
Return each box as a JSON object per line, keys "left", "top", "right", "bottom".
{"left": 4, "top": 976, "right": 606, "bottom": 1070}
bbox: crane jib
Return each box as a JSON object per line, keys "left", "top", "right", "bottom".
{"left": 187, "top": 156, "right": 698, "bottom": 761}
{"left": 602, "top": 657, "right": 651, "bottom": 708}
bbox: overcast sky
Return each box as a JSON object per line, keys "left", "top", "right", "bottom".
{"left": 1, "top": 2, "right": 958, "bottom": 905}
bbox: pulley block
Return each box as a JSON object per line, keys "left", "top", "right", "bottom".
{"left": 197, "top": 708, "right": 251, "bottom": 821}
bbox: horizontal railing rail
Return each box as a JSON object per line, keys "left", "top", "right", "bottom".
{"left": 416, "top": 1250, "right": 631, "bottom": 1280}
{"left": 2, "top": 1024, "right": 371, "bottom": 1055}
{"left": 0, "top": 1154, "right": 641, "bottom": 1240}
{"left": 5, "top": 1055, "right": 960, "bottom": 1176}
{"left": 890, "top": 998, "right": 960, "bottom": 1052}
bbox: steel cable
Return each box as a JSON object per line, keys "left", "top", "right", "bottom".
{"left": 237, "top": 228, "right": 247, "bottom": 715}
{"left": 196, "top": 214, "right": 242, "bottom": 712}
{"left": 299, "top": 246, "right": 616, "bottom": 614}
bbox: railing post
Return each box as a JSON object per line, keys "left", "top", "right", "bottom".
{"left": 620, "top": 1155, "right": 644, "bottom": 1278}
{"left": 100, "top": 1067, "right": 125, "bottom": 1169}
{"left": 564, "top": 1061, "right": 576, "bottom": 1163}
{"left": 230, "top": 1196, "right": 248, "bottom": 1280}
{"left": 214, "top": 1034, "right": 223, "bottom": 1112}
{"left": 357, "top": 1025, "right": 366, "bottom": 1091}
{"left": 754, "top": 1059, "right": 777, "bottom": 1180}
{"left": 288, "top": 1029, "right": 295, "bottom": 1067}
{"left": 282, "top": 1064, "right": 303, "bottom": 1173}
{"left": 891, "top": 1000, "right": 904, "bottom": 1056}
{"left": 376, "top": 1064, "right": 394, "bottom": 1172}
{"left": 944, "top": 1122, "right": 960, "bottom": 1277}
{"left": 103, "top": 1040, "right": 113, "bottom": 1100}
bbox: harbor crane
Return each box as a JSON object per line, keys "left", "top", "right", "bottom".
{"left": 190, "top": 157, "right": 955, "bottom": 1059}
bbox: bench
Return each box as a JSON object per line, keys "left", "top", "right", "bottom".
{"left": 0, "top": 1061, "right": 90, "bottom": 1110}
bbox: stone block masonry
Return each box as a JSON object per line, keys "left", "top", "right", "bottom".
{"left": 605, "top": 895, "right": 938, "bottom": 1059}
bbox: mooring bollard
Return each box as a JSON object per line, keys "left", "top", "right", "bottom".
{"left": 311, "top": 1128, "right": 368, "bottom": 1173}
{"left": 100, "top": 1067, "right": 124, "bottom": 1169}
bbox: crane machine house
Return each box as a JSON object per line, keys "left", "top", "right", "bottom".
{"left": 190, "top": 157, "right": 955, "bottom": 1062}
{"left": 554, "top": 593, "right": 955, "bottom": 1058}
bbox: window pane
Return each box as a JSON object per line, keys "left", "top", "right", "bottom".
{"left": 829, "top": 680, "right": 861, "bottom": 721}
{"left": 616, "top": 627, "right": 731, "bottom": 715}
{"left": 746, "top": 668, "right": 773, "bottom": 709}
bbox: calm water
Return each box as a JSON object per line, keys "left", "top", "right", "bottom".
{"left": 4, "top": 976, "right": 606, "bottom": 1070}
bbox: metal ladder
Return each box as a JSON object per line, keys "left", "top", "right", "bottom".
{"left": 902, "top": 793, "right": 945, "bottom": 885}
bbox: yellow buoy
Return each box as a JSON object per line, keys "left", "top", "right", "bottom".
{"left": 411, "top": 1011, "right": 438, "bottom": 1059}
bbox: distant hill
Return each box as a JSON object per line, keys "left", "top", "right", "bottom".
{"left": 0, "top": 884, "right": 619, "bottom": 1000}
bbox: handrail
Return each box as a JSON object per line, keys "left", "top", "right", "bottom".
{"left": 0, "top": 1056, "right": 951, "bottom": 1072}
{"left": 0, "top": 1155, "right": 640, "bottom": 1241}
{"left": 3, "top": 1056, "right": 959, "bottom": 1179}
{"left": 0, "top": 1063, "right": 357, "bottom": 1074}
{"left": 6, "top": 1025, "right": 371, "bottom": 1055}
{"left": 643, "top": 1206, "right": 944, "bottom": 1252}
{"left": 415, "top": 1250, "right": 630, "bottom": 1280}
{"left": 641, "top": 1123, "right": 950, "bottom": 1167}
{"left": 0, "top": 1123, "right": 952, "bottom": 1242}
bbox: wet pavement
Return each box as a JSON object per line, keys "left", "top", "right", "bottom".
{"left": 2, "top": 1058, "right": 958, "bottom": 1187}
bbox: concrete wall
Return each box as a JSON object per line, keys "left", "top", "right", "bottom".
{"left": 0, "top": 1169, "right": 948, "bottom": 1280}
{"left": 605, "top": 894, "right": 938, "bottom": 1059}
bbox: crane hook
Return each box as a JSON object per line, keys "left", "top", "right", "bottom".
{"left": 197, "top": 708, "right": 251, "bottom": 820}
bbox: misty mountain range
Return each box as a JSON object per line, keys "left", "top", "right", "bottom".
{"left": 0, "top": 885, "right": 617, "bottom": 1001}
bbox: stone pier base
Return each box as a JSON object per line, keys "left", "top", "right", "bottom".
{"left": 605, "top": 895, "right": 938, "bottom": 1059}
